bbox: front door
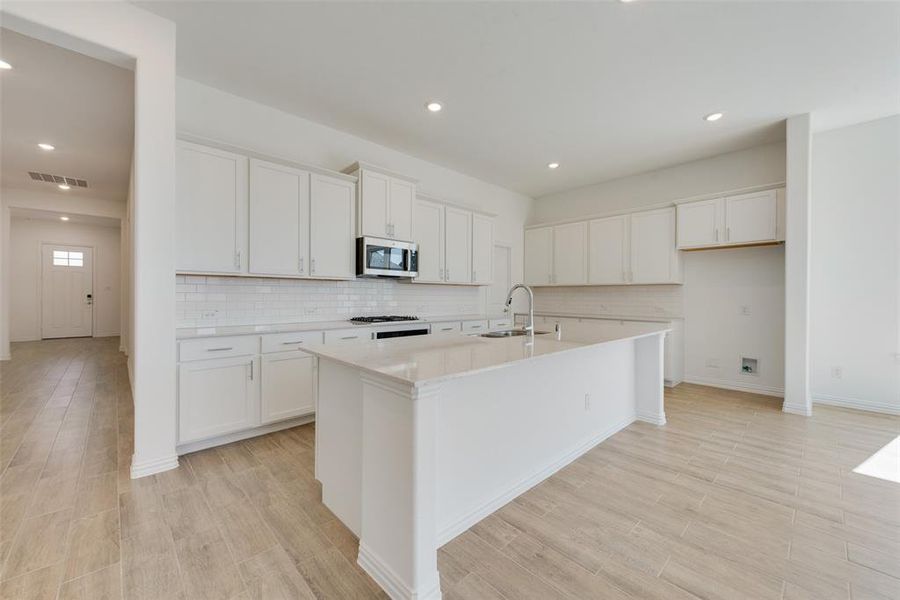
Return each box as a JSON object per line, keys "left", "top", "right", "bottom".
{"left": 41, "top": 244, "right": 93, "bottom": 339}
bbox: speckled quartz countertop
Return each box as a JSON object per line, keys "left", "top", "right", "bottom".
{"left": 301, "top": 321, "right": 671, "bottom": 387}
{"left": 175, "top": 314, "right": 509, "bottom": 340}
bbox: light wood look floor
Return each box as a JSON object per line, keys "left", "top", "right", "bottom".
{"left": 1, "top": 338, "right": 898, "bottom": 599}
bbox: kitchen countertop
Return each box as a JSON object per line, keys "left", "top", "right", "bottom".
{"left": 302, "top": 321, "right": 670, "bottom": 387}
{"left": 176, "top": 313, "right": 510, "bottom": 340}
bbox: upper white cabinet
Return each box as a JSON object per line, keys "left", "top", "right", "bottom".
{"left": 588, "top": 215, "right": 628, "bottom": 284}
{"left": 176, "top": 141, "right": 248, "bottom": 274}
{"left": 629, "top": 207, "right": 680, "bottom": 284}
{"left": 310, "top": 173, "right": 356, "bottom": 279}
{"left": 471, "top": 214, "right": 494, "bottom": 284}
{"left": 248, "top": 159, "right": 309, "bottom": 277}
{"left": 677, "top": 189, "right": 783, "bottom": 249}
{"left": 444, "top": 206, "right": 472, "bottom": 284}
{"left": 413, "top": 198, "right": 445, "bottom": 283}
{"left": 552, "top": 222, "right": 588, "bottom": 285}
{"left": 524, "top": 227, "right": 553, "bottom": 285}
{"left": 347, "top": 163, "right": 416, "bottom": 240}
{"left": 525, "top": 207, "right": 681, "bottom": 286}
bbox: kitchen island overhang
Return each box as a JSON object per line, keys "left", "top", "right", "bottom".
{"left": 305, "top": 324, "right": 669, "bottom": 600}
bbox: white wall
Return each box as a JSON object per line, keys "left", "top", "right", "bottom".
{"left": 810, "top": 115, "right": 900, "bottom": 414}
{"left": 176, "top": 78, "right": 534, "bottom": 316}
{"left": 530, "top": 142, "right": 787, "bottom": 395}
{"left": 10, "top": 217, "right": 121, "bottom": 341}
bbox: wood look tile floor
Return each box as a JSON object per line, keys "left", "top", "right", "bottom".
{"left": 1, "top": 338, "right": 898, "bottom": 599}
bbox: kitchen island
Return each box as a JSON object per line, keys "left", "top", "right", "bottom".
{"left": 303, "top": 322, "right": 670, "bottom": 600}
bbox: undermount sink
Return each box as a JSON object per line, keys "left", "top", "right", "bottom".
{"left": 479, "top": 329, "right": 550, "bottom": 338}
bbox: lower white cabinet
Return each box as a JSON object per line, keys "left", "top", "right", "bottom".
{"left": 178, "top": 355, "right": 259, "bottom": 444}
{"left": 261, "top": 351, "right": 315, "bottom": 424}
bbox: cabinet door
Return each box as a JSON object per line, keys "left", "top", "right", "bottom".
{"left": 471, "top": 214, "right": 494, "bottom": 284}
{"left": 444, "top": 207, "right": 472, "bottom": 283}
{"left": 359, "top": 170, "right": 389, "bottom": 238}
{"left": 248, "top": 160, "right": 309, "bottom": 276}
{"left": 524, "top": 227, "right": 553, "bottom": 285}
{"left": 552, "top": 222, "right": 588, "bottom": 285}
{"left": 310, "top": 174, "right": 356, "bottom": 279}
{"left": 176, "top": 141, "right": 248, "bottom": 273}
{"left": 261, "top": 351, "right": 314, "bottom": 424}
{"left": 388, "top": 178, "right": 415, "bottom": 241}
{"left": 178, "top": 356, "right": 259, "bottom": 443}
{"left": 588, "top": 216, "right": 628, "bottom": 284}
{"left": 412, "top": 198, "right": 445, "bottom": 283}
{"left": 630, "top": 207, "right": 679, "bottom": 284}
{"left": 676, "top": 198, "right": 724, "bottom": 249}
{"left": 724, "top": 190, "right": 777, "bottom": 244}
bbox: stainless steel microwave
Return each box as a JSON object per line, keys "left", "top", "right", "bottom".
{"left": 356, "top": 237, "right": 419, "bottom": 278}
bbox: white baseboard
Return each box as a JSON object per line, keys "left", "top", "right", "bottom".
{"left": 176, "top": 413, "right": 315, "bottom": 455}
{"left": 436, "top": 414, "right": 635, "bottom": 547}
{"left": 0, "top": 352, "right": 10, "bottom": 361}
{"left": 782, "top": 402, "right": 812, "bottom": 416}
{"left": 813, "top": 393, "right": 900, "bottom": 416}
{"left": 682, "top": 375, "right": 784, "bottom": 397}
{"left": 130, "top": 453, "right": 179, "bottom": 479}
{"left": 636, "top": 411, "right": 667, "bottom": 426}
{"left": 358, "top": 543, "right": 441, "bottom": 600}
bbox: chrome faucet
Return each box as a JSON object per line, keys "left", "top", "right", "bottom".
{"left": 506, "top": 284, "right": 535, "bottom": 335}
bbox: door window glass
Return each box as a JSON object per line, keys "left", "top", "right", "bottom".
{"left": 52, "top": 250, "right": 84, "bottom": 267}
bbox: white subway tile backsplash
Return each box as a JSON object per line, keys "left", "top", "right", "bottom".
{"left": 534, "top": 285, "right": 684, "bottom": 319}
{"left": 175, "top": 275, "right": 484, "bottom": 327}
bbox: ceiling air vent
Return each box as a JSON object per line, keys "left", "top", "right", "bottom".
{"left": 28, "top": 171, "right": 88, "bottom": 187}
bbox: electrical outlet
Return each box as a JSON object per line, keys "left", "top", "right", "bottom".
{"left": 706, "top": 358, "right": 720, "bottom": 368}
{"left": 831, "top": 366, "right": 843, "bottom": 379}
{"left": 201, "top": 310, "right": 218, "bottom": 319}
{"left": 740, "top": 305, "right": 751, "bottom": 316}
{"left": 584, "top": 393, "right": 591, "bottom": 411}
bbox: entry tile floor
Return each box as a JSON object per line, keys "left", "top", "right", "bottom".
{"left": 1, "top": 337, "right": 898, "bottom": 599}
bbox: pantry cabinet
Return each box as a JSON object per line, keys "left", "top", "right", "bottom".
{"left": 248, "top": 159, "right": 309, "bottom": 276}
{"left": 349, "top": 163, "right": 416, "bottom": 240}
{"left": 676, "top": 189, "right": 783, "bottom": 249}
{"left": 309, "top": 173, "right": 356, "bottom": 279}
{"left": 176, "top": 141, "right": 248, "bottom": 274}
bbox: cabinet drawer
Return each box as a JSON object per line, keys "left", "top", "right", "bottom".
{"left": 489, "top": 318, "right": 512, "bottom": 330}
{"left": 324, "top": 327, "right": 373, "bottom": 344}
{"left": 431, "top": 321, "right": 461, "bottom": 334}
{"left": 179, "top": 336, "right": 259, "bottom": 362}
{"left": 261, "top": 331, "right": 323, "bottom": 353}
{"left": 462, "top": 320, "right": 488, "bottom": 333}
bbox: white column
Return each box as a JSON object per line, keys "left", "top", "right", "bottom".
{"left": 634, "top": 332, "right": 666, "bottom": 425}
{"left": 784, "top": 114, "right": 813, "bottom": 416}
{"left": 358, "top": 373, "right": 443, "bottom": 600}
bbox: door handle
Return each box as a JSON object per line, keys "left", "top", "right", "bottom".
{"left": 249, "top": 360, "right": 254, "bottom": 380}
{"left": 86, "top": 293, "right": 93, "bottom": 305}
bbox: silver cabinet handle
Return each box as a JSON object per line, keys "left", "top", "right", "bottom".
{"left": 207, "top": 347, "right": 233, "bottom": 352}
{"left": 715, "top": 228, "right": 720, "bottom": 242}
{"left": 299, "top": 257, "right": 304, "bottom": 274}
{"left": 470, "top": 325, "right": 482, "bottom": 329}
{"left": 281, "top": 340, "right": 304, "bottom": 345}
{"left": 234, "top": 250, "right": 241, "bottom": 269}
{"left": 249, "top": 360, "right": 254, "bottom": 380}
{"left": 439, "top": 267, "right": 444, "bottom": 280}
{"left": 446, "top": 268, "right": 450, "bottom": 281}
{"left": 726, "top": 227, "right": 731, "bottom": 242}
{"left": 473, "top": 270, "right": 477, "bottom": 281}
{"left": 341, "top": 335, "right": 358, "bottom": 340}
{"left": 310, "top": 258, "right": 316, "bottom": 274}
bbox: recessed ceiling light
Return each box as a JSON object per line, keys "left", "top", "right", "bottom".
{"left": 58, "top": 184, "right": 70, "bottom": 190}
{"left": 38, "top": 143, "right": 55, "bottom": 151}
{"left": 426, "top": 101, "right": 442, "bottom": 113}
{"left": 60, "top": 216, "right": 69, "bottom": 221}
{"left": 704, "top": 112, "right": 724, "bottom": 122}
{"left": 620, "top": 0, "right": 636, "bottom": 3}
{"left": 547, "top": 162, "right": 560, "bottom": 169}
{"left": 0, "top": 60, "right": 11, "bottom": 70}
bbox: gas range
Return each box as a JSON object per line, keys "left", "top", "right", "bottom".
{"left": 349, "top": 315, "right": 420, "bottom": 324}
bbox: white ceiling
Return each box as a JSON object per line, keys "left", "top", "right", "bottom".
{"left": 0, "top": 28, "right": 134, "bottom": 203}
{"left": 139, "top": 2, "right": 899, "bottom": 197}
{"left": 10, "top": 207, "right": 120, "bottom": 228}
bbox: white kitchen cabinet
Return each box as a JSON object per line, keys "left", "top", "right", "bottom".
{"left": 472, "top": 214, "right": 494, "bottom": 284}
{"left": 309, "top": 173, "right": 356, "bottom": 279}
{"left": 677, "top": 189, "right": 783, "bottom": 249}
{"left": 552, "top": 222, "right": 588, "bottom": 285}
{"left": 412, "top": 198, "right": 445, "bottom": 283}
{"left": 724, "top": 190, "right": 777, "bottom": 244}
{"left": 176, "top": 141, "right": 248, "bottom": 274}
{"left": 444, "top": 206, "right": 472, "bottom": 284}
{"left": 630, "top": 207, "right": 680, "bottom": 284}
{"left": 588, "top": 215, "right": 628, "bottom": 284}
{"left": 524, "top": 227, "right": 553, "bottom": 285}
{"left": 461, "top": 320, "right": 488, "bottom": 333}
{"left": 248, "top": 159, "right": 310, "bottom": 277}
{"left": 261, "top": 351, "right": 315, "bottom": 424}
{"left": 676, "top": 198, "right": 723, "bottom": 249}
{"left": 178, "top": 355, "right": 259, "bottom": 444}
{"left": 323, "top": 327, "right": 373, "bottom": 343}
{"left": 349, "top": 164, "right": 416, "bottom": 240}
